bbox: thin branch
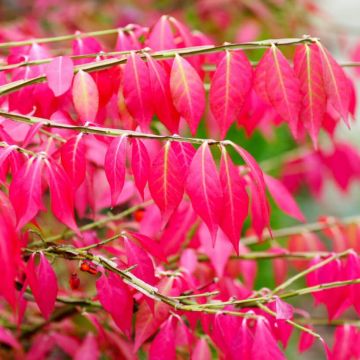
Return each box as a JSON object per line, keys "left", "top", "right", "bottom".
{"left": 0, "top": 37, "right": 316, "bottom": 96}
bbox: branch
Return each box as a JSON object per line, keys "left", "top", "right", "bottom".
{"left": 0, "top": 37, "right": 316, "bottom": 96}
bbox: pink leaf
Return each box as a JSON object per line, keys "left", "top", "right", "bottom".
{"left": 294, "top": 44, "right": 327, "bottom": 146}
{"left": 210, "top": 50, "right": 253, "bottom": 138}
{"left": 131, "top": 138, "right": 150, "bottom": 199}
{"left": 316, "top": 42, "right": 351, "bottom": 126}
{"left": 219, "top": 148, "right": 249, "bottom": 252}
{"left": 123, "top": 52, "right": 153, "bottom": 131}
{"left": 192, "top": 338, "right": 211, "bottom": 360}
{"left": 185, "top": 142, "right": 223, "bottom": 243}
{"left": 149, "top": 142, "right": 186, "bottom": 224}
{"left": 264, "top": 174, "right": 305, "bottom": 221}
{"left": 146, "top": 54, "right": 180, "bottom": 133}
{"left": 255, "top": 46, "right": 301, "bottom": 138}
{"left": 74, "top": 334, "right": 99, "bottom": 360}
{"left": 45, "top": 56, "right": 74, "bottom": 96}
{"left": 124, "top": 237, "right": 156, "bottom": 285}
{"left": 298, "top": 326, "right": 316, "bottom": 353}
{"left": 46, "top": 159, "right": 79, "bottom": 233}
{"left": 148, "top": 15, "right": 176, "bottom": 51}
{"left": 274, "top": 297, "right": 294, "bottom": 320}
{"left": 72, "top": 70, "right": 99, "bottom": 123}
{"left": 0, "top": 326, "right": 21, "bottom": 351}
{"left": 61, "top": 134, "right": 86, "bottom": 189}
{"left": 96, "top": 273, "right": 133, "bottom": 337}
{"left": 27, "top": 253, "right": 58, "bottom": 320}
{"left": 171, "top": 142, "right": 196, "bottom": 174}
{"left": 104, "top": 135, "right": 127, "bottom": 207}
{"left": 149, "top": 317, "right": 176, "bottom": 360}
{"left": 9, "top": 156, "right": 44, "bottom": 229}
{"left": 170, "top": 54, "right": 205, "bottom": 135}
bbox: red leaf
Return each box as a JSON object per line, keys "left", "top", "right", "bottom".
{"left": 210, "top": 50, "right": 253, "bottom": 138}
{"left": 45, "top": 56, "right": 74, "bottom": 96}
{"left": 146, "top": 54, "right": 180, "bottom": 133}
{"left": 255, "top": 46, "right": 301, "bottom": 138}
{"left": 61, "top": 134, "right": 86, "bottom": 189}
{"left": 46, "top": 159, "right": 79, "bottom": 233}
{"left": 96, "top": 273, "right": 133, "bottom": 337}
{"left": 124, "top": 237, "right": 157, "bottom": 285}
{"left": 72, "top": 70, "right": 99, "bottom": 123}
{"left": 316, "top": 42, "right": 351, "bottom": 125}
{"left": 123, "top": 52, "right": 153, "bottom": 131}
{"left": 170, "top": 54, "right": 205, "bottom": 135}
{"left": 149, "top": 317, "right": 176, "bottom": 360}
{"left": 185, "top": 142, "right": 223, "bottom": 243}
{"left": 104, "top": 135, "right": 127, "bottom": 207}
{"left": 131, "top": 138, "right": 150, "bottom": 199}
{"left": 9, "top": 156, "right": 44, "bottom": 229}
{"left": 294, "top": 44, "right": 327, "bottom": 146}
{"left": 27, "top": 253, "right": 58, "bottom": 320}
{"left": 264, "top": 174, "right": 305, "bottom": 222}
{"left": 219, "top": 148, "right": 249, "bottom": 252}
{"left": 149, "top": 142, "right": 186, "bottom": 224}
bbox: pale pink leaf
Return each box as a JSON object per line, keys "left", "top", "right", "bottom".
{"left": 170, "top": 54, "right": 205, "bottom": 135}
{"left": 264, "top": 174, "right": 305, "bottom": 222}
{"left": 185, "top": 142, "right": 223, "bottom": 243}
{"left": 123, "top": 52, "right": 153, "bottom": 130}
{"left": 27, "top": 253, "right": 58, "bottom": 320}
{"left": 210, "top": 50, "right": 253, "bottom": 138}
{"left": 72, "top": 70, "right": 99, "bottom": 123}
{"left": 96, "top": 273, "right": 133, "bottom": 337}
{"left": 274, "top": 297, "right": 294, "bottom": 320}
{"left": 192, "top": 338, "right": 211, "bottom": 360}
{"left": 45, "top": 56, "right": 74, "bottom": 96}
{"left": 104, "top": 135, "right": 127, "bottom": 207}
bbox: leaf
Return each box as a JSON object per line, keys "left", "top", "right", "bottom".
{"left": 294, "top": 44, "right": 327, "bottom": 147}
{"left": 192, "top": 338, "right": 211, "bottom": 360}
{"left": 72, "top": 70, "right": 99, "bottom": 123}
{"left": 124, "top": 237, "right": 157, "bottom": 285}
{"left": 148, "top": 15, "right": 176, "bottom": 51}
{"left": 46, "top": 159, "right": 79, "bottom": 233}
{"left": 45, "top": 56, "right": 74, "bottom": 97}
{"left": 264, "top": 174, "right": 305, "bottom": 222}
{"left": 27, "top": 253, "right": 58, "bottom": 320}
{"left": 0, "top": 326, "right": 21, "bottom": 351}
{"left": 149, "top": 142, "right": 186, "bottom": 224}
{"left": 131, "top": 138, "right": 150, "bottom": 199}
{"left": 104, "top": 135, "right": 127, "bottom": 207}
{"left": 146, "top": 54, "right": 180, "bottom": 133}
{"left": 274, "top": 297, "right": 294, "bottom": 320}
{"left": 171, "top": 141, "right": 196, "bottom": 173}
{"left": 185, "top": 142, "right": 223, "bottom": 243}
{"left": 316, "top": 41, "right": 351, "bottom": 125}
{"left": 255, "top": 46, "right": 301, "bottom": 138}
{"left": 149, "top": 317, "right": 176, "bottom": 360}
{"left": 96, "top": 273, "right": 133, "bottom": 337}
{"left": 298, "top": 326, "right": 316, "bottom": 353}
{"left": 210, "top": 50, "right": 253, "bottom": 138}
{"left": 0, "top": 192, "right": 20, "bottom": 309}
{"left": 170, "top": 54, "right": 205, "bottom": 135}
{"left": 9, "top": 157, "right": 44, "bottom": 229}
{"left": 219, "top": 148, "right": 249, "bottom": 253}
{"left": 74, "top": 334, "right": 99, "bottom": 360}
{"left": 61, "top": 134, "right": 86, "bottom": 189}
{"left": 123, "top": 52, "right": 153, "bottom": 131}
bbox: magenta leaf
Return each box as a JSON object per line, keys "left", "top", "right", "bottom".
{"left": 170, "top": 54, "right": 205, "bottom": 135}
{"left": 96, "top": 272, "right": 133, "bottom": 337}
{"left": 185, "top": 142, "right": 223, "bottom": 243}
{"left": 104, "top": 135, "right": 127, "bottom": 207}
{"left": 149, "top": 317, "right": 176, "bottom": 360}
{"left": 131, "top": 138, "right": 150, "bottom": 199}
{"left": 27, "top": 252, "right": 58, "bottom": 320}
